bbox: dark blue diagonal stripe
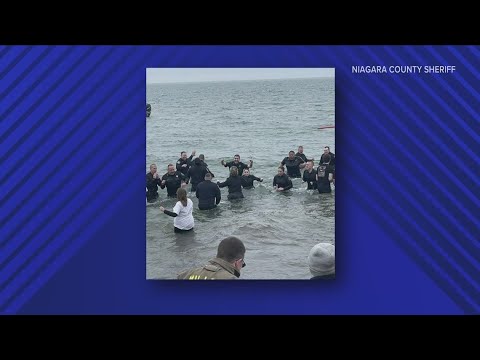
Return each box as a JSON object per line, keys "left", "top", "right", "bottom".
{"left": 4, "top": 145, "right": 143, "bottom": 314}
{"left": 341, "top": 46, "right": 479, "bottom": 234}
{"left": 409, "top": 46, "right": 479, "bottom": 141}
{"left": 344, "top": 171, "right": 478, "bottom": 314}
{"left": 0, "top": 46, "right": 75, "bottom": 129}
{"left": 339, "top": 51, "right": 479, "bottom": 252}
{"left": 424, "top": 45, "right": 480, "bottom": 127}
{"left": 363, "top": 46, "right": 480, "bottom": 215}
{"left": 446, "top": 46, "right": 480, "bottom": 84}
{"left": 0, "top": 46, "right": 98, "bottom": 150}
{"left": 0, "top": 47, "right": 115, "bottom": 183}
{"left": 346, "top": 92, "right": 480, "bottom": 287}
{"left": 0, "top": 99, "right": 144, "bottom": 308}
{"left": 384, "top": 46, "right": 480, "bottom": 174}
{"left": 0, "top": 46, "right": 32, "bottom": 82}
{"left": 346, "top": 79, "right": 480, "bottom": 258}
{"left": 0, "top": 47, "right": 141, "bottom": 237}
{"left": 334, "top": 47, "right": 480, "bottom": 308}
{"left": 0, "top": 46, "right": 11, "bottom": 61}
{"left": 0, "top": 46, "right": 132, "bottom": 203}
{"left": 467, "top": 45, "right": 480, "bottom": 58}
{"left": 0, "top": 48, "right": 152, "bottom": 276}
{"left": 0, "top": 47, "right": 74, "bottom": 130}
{"left": 0, "top": 80, "right": 141, "bottom": 256}
{"left": 343, "top": 129, "right": 479, "bottom": 311}
{"left": 0, "top": 90, "right": 142, "bottom": 290}
{"left": 0, "top": 46, "right": 54, "bottom": 103}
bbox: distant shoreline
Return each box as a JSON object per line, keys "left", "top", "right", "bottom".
{"left": 147, "top": 76, "right": 333, "bottom": 85}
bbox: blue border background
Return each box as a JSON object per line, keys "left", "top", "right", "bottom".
{"left": 0, "top": 45, "right": 478, "bottom": 314}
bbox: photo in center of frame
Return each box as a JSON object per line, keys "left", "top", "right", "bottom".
{"left": 146, "top": 68, "right": 335, "bottom": 280}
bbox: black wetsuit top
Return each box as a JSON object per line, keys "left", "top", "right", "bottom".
{"left": 281, "top": 157, "right": 304, "bottom": 178}
{"left": 273, "top": 174, "right": 293, "bottom": 190}
{"left": 218, "top": 176, "right": 244, "bottom": 199}
{"left": 196, "top": 180, "right": 221, "bottom": 210}
{"left": 295, "top": 152, "right": 313, "bottom": 163}
{"left": 302, "top": 169, "right": 317, "bottom": 190}
{"left": 161, "top": 171, "right": 186, "bottom": 197}
{"left": 200, "top": 161, "right": 214, "bottom": 178}
{"left": 224, "top": 161, "right": 250, "bottom": 175}
{"left": 241, "top": 175, "right": 262, "bottom": 189}
{"left": 320, "top": 152, "right": 335, "bottom": 167}
{"left": 317, "top": 164, "right": 334, "bottom": 193}
{"left": 176, "top": 155, "right": 194, "bottom": 176}
{"left": 186, "top": 164, "right": 209, "bottom": 191}
{"left": 146, "top": 172, "right": 161, "bottom": 202}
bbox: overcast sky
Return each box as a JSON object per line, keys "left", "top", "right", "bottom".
{"left": 146, "top": 68, "right": 334, "bottom": 84}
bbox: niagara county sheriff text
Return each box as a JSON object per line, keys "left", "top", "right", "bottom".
{"left": 352, "top": 65, "right": 456, "bottom": 74}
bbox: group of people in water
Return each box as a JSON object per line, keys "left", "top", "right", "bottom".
{"left": 147, "top": 146, "right": 336, "bottom": 280}
{"left": 146, "top": 145, "right": 335, "bottom": 234}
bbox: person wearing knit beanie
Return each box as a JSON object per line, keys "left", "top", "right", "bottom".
{"left": 308, "top": 243, "right": 335, "bottom": 279}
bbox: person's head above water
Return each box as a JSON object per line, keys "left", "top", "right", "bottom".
{"left": 308, "top": 243, "right": 335, "bottom": 278}
{"left": 216, "top": 236, "right": 246, "bottom": 271}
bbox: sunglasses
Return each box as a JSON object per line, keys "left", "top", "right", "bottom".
{"left": 237, "top": 258, "right": 246, "bottom": 268}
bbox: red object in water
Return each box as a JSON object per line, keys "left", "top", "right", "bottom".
{"left": 318, "top": 125, "right": 335, "bottom": 129}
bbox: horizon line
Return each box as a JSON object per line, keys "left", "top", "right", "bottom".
{"left": 146, "top": 76, "right": 334, "bottom": 85}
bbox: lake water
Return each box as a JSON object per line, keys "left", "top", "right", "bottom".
{"left": 146, "top": 77, "right": 335, "bottom": 279}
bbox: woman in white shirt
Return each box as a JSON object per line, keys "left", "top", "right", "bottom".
{"left": 160, "top": 187, "right": 194, "bottom": 233}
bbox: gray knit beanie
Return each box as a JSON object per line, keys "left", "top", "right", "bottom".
{"left": 308, "top": 243, "right": 335, "bottom": 277}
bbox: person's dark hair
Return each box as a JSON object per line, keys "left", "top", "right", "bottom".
{"left": 234, "top": 154, "right": 240, "bottom": 158}
{"left": 216, "top": 236, "right": 245, "bottom": 262}
{"left": 199, "top": 154, "right": 205, "bottom": 160}
{"left": 278, "top": 166, "right": 285, "bottom": 172}
{"left": 167, "top": 163, "right": 174, "bottom": 168}
{"left": 181, "top": 151, "right": 186, "bottom": 156}
{"left": 289, "top": 150, "right": 295, "bottom": 155}
{"left": 322, "top": 154, "right": 331, "bottom": 163}
{"left": 194, "top": 157, "right": 202, "bottom": 165}
{"left": 230, "top": 166, "right": 238, "bottom": 177}
{"left": 177, "top": 187, "right": 188, "bottom": 207}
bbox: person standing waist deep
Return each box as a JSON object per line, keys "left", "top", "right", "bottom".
{"left": 217, "top": 166, "right": 244, "bottom": 200}
{"left": 196, "top": 172, "right": 221, "bottom": 210}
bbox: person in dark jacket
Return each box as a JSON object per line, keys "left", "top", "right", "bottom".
{"left": 295, "top": 145, "right": 313, "bottom": 163}
{"left": 316, "top": 154, "right": 334, "bottom": 194}
{"left": 240, "top": 168, "right": 263, "bottom": 189}
{"left": 273, "top": 166, "right": 293, "bottom": 192}
{"left": 160, "top": 164, "right": 187, "bottom": 197}
{"left": 196, "top": 173, "right": 221, "bottom": 210}
{"left": 186, "top": 157, "right": 209, "bottom": 192}
{"left": 146, "top": 163, "right": 161, "bottom": 203}
{"left": 308, "top": 243, "right": 335, "bottom": 280}
{"left": 176, "top": 150, "right": 195, "bottom": 176}
{"left": 198, "top": 154, "right": 214, "bottom": 178}
{"left": 302, "top": 161, "right": 317, "bottom": 190}
{"left": 320, "top": 146, "right": 335, "bottom": 167}
{"left": 217, "top": 166, "right": 244, "bottom": 200}
{"left": 221, "top": 154, "right": 252, "bottom": 175}
{"left": 280, "top": 150, "right": 305, "bottom": 178}
{"left": 177, "top": 236, "right": 246, "bottom": 280}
